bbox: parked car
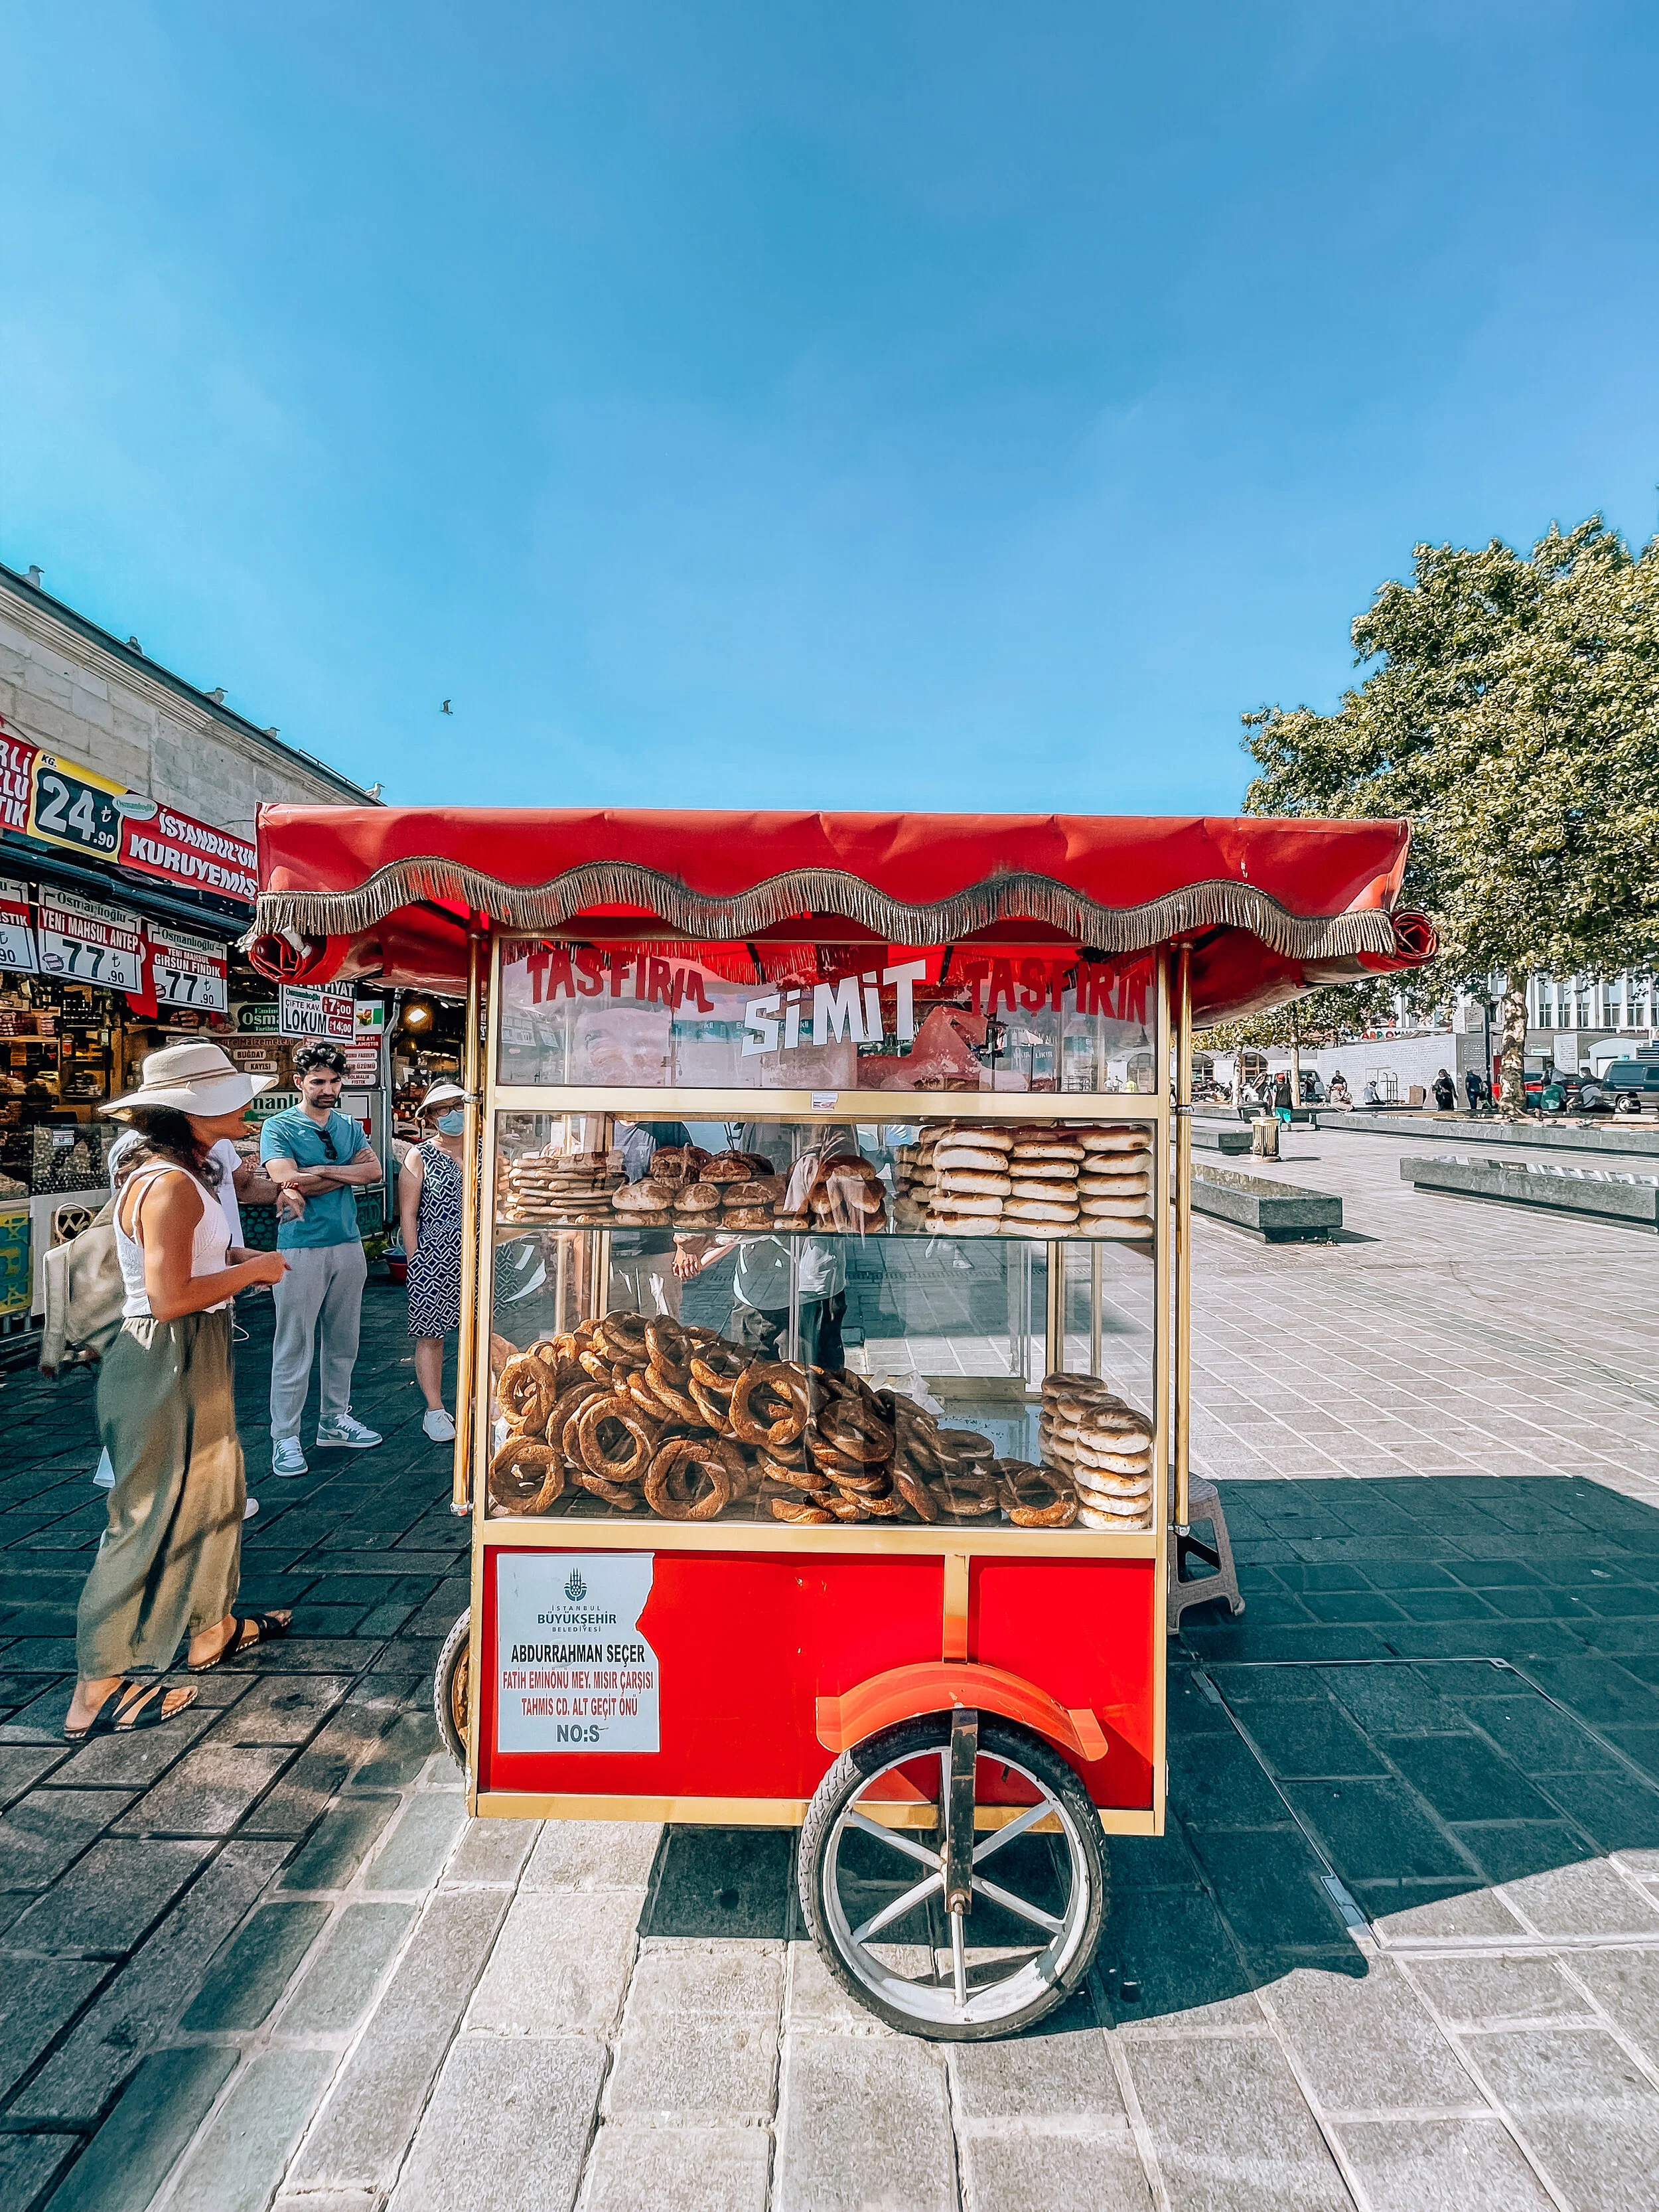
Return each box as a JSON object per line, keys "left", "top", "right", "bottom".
{"left": 1601, "top": 1058, "right": 1659, "bottom": 1112}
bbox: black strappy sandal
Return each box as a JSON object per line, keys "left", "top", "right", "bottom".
{"left": 187, "top": 1611, "right": 292, "bottom": 1675}
{"left": 64, "top": 1678, "right": 197, "bottom": 1741}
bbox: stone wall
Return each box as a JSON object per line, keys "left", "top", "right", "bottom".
{"left": 0, "top": 574, "right": 365, "bottom": 839}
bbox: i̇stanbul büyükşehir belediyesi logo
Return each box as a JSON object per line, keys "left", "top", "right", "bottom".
{"left": 565, "top": 1570, "right": 587, "bottom": 1603}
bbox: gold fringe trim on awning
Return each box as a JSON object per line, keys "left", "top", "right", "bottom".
{"left": 254, "top": 857, "right": 1403, "bottom": 962}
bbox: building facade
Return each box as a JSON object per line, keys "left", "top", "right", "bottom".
{"left": 0, "top": 560, "right": 367, "bottom": 834}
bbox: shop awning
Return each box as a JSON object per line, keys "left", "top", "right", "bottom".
{"left": 252, "top": 806, "right": 1435, "bottom": 1023}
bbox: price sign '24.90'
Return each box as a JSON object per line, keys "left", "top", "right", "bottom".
{"left": 28, "top": 757, "right": 125, "bottom": 860}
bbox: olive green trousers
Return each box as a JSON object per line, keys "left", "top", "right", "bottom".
{"left": 76, "top": 1310, "right": 245, "bottom": 1680}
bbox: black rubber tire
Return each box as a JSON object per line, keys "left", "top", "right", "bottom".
{"left": 433, "top": 1609, "right": 472, "bottom": 1770}
{"left": 798, "top": 1712, "right": 1108, "bottom": 2040}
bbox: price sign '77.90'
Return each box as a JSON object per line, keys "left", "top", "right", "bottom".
{"left": 36, "top": 887, "right": 145, "bottom": 992}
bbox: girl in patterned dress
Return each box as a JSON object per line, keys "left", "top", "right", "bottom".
{"left": 397, "top": 1082, "right": 467, "bottom": 1442}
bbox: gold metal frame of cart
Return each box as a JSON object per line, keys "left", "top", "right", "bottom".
{"left": 453, "top": 933, "right": 1196, "bottom": 1836}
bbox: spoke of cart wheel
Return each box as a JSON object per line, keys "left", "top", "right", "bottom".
{"left": 970, "top": 1871, "right": 1065, "bottom": 1934}
{"left": 845, "top": 1810, "right": 942, "bottom": 1869}
{"left": 970, "top": 1798, "right": 1054, "bottom": 1864}
{"left": 950, "top": 1905, "right": 968, "bottom": 2008}
{"left": 851, "top": 1869, "right": 944, "bottom": 1945}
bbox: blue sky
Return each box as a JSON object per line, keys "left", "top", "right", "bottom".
{"left": 3, "top": 2, "right": 1658, "bottom": 815}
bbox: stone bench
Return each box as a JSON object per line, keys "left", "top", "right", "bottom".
{"left": 1191, "top": 1122, "right": 1254, "bottom": 1156}
{"left": 1190, "top": 1165, "right": 1343, "bottom": 1241}
{"left": 1400, "top": 1153, "right": 1659, "bottom": 1228}
{"left": 1315, "top": 1110, "right": 1659, "bottom": 1160}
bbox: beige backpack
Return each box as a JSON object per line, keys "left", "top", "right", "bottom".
{"left": 38, "top": 1199, "right": 125, "bottom": 1377}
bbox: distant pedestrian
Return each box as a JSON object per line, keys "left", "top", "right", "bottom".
{"left": 1273, "top": 1073, "right": 1294, "bottom": 1126}
{"left": 398, "top": 1081, "right": 467, "bottom": 1443}
{"left": 1432, "top": 1069, "right": 1457, "bottom": 1112}
{"left": 261, "top": 1041, "right": 386, "bottom": 1476}
{"left": 1465, "top": 1069, "right": 1483, "bottom": 1112}
{"left": 66, "top": 1045, "right": 292, "bottom": 1742}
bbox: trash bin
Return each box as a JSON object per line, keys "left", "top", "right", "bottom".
{"left": 1252, "top": 1116, "right": 1280, "bottom": 1159}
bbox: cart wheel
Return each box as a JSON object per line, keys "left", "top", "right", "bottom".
{"left": 798, "top": 1711, "right": 1107, "bottom": 2039}
{"left": 433, "top": 1609, "right": 471, "bottom": 1769}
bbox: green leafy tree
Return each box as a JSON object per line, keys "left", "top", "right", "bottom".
{"left": 1242, "top": 518, "right": 1659, "bottom": 1112}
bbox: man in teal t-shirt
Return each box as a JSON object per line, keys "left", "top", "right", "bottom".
{"left": 259, "top": 1041, "right": 387, "bottom": 1476}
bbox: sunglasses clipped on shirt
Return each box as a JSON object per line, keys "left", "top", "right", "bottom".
{"left": 317, "top": 1125, "right": 338, "bottom": 1161}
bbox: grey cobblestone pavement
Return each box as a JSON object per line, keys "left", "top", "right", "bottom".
{"left": 1, "top": 1122, "right": 1656, "bottom": 2209}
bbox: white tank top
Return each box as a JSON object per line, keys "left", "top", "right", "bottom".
{"left": 115, "top": 1161, "right": 233, "bottom": 1319}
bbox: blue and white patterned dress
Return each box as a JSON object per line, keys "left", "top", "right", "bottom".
{"left": 407, "top": 1141, "right": 463, "bottom": 1337}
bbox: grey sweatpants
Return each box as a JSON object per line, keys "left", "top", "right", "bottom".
{"left": 269, "top": 1241, "right": 367, "bottom": 1439}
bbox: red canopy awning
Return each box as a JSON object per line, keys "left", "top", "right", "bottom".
{"left": 252, "top": 806, "right": 1433, "bottom": 1023}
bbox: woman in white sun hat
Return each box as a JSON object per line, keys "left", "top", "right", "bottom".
{"left": 64, "top": 1043, "right": 293, "bottom": 1742}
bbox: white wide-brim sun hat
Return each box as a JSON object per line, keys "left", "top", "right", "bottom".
{"left": 106, "top": 1040, "right": 275, "bottom": 1119}
{"left": 418, "top": 1082, "right": 468, "bottom": 1114}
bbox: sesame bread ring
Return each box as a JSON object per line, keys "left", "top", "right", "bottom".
{"left": 573, "top": 1467, "right": 642, "bottom": 1510}
{"left": 497, "top": 1355, "right": 552, "bottom": 1436}
{"left": 996, "top": 1461, "right": 1080, "bottom": 1528}
{"left": 689, "top": 1376, "right": 737, "bottom": 1431}
{"left": 547, "top": 1380, "right": 607, "bottom": 1459}
{"left": 729, "top": 1362, "right": 810, "bottom": 1449}
{"left": 851, "top": 1482, "right": 904, "bottom": 1518}
{"left": 891, "top": 1465, "right": 940, "bottom": 1521}
{"left": 814, "top": 1403, "right": 896, "bottom": 1466}
{"left": 690, "top": 1346, "right": 747, "bottom": 1388}
{"left": 934, "top": 1146, "right": 1009, "bottom": 1174}
{"left": 487, "top": 1438, "right": 563, "bottom": 1515}
{"left": 936, "top": 1427, "right": 996, "bottom": 1467}
{"left": 575, "top": 1394, "right": 658, "bottom": 1482}
{"left": 930, "top": 1477, "right": 1000, "bottom": 1517}
{"left": 938, "top": 1169, "right": 1013, "bottom": 1196}
{"left": 770, "top": 1498, "right": 834, "bottom": 1524}
{"left": 644, "top": 1314, "right": 693, "bottom": 1382}
{"left": 645, "top": 1437, "right": 736, "bottom": 1520}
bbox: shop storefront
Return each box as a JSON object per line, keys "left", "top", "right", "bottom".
{"left": 0, "top": 735, "right": 390, "bottom": 1334}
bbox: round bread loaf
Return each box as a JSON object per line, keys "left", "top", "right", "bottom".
{"left": 938, "top": 1169, "right": 1013, "bottom": 1197}
{"left": 935, "top": 1146, "right": 1010, "bottom": 1174}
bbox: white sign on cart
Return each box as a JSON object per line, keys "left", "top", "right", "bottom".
{"left": 495, "top": 1553, "right": 660, "bottom": 1753}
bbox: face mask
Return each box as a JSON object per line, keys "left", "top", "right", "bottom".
{"left": 437, "top": 1111, "right": 465, "bottom": 1134}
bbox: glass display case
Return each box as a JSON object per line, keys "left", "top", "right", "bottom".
{"left": 478, "top": 936, "right": 1169, "bottom": 1552}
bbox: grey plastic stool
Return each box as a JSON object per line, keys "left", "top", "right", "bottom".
{"left": 1167, "top": 1475, "right": 1246, "bottom": 1632}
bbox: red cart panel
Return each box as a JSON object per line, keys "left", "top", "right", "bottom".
{"left": 478, "top": 1545, "right": 1155, "bottom": 1810}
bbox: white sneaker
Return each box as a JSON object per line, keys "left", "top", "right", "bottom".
{"left": 423, "top": 1408, "right": 457, "bottom": 1442}
{"left": 271, "top": 1437, "right": 309, "bottom": 1478}
{"left": 243, "top": 1496, "right": 259, "bottom": 1520}
{"left": 315, "top": 1413, "right": 383, "bottom": 1451}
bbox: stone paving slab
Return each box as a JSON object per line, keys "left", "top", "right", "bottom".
{"left": 4, "top": 1197, "right": 1659, "bottom": 2207}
